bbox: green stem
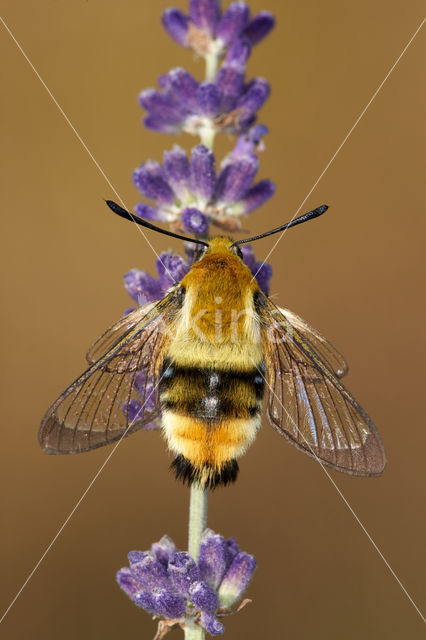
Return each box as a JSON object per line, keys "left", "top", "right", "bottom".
{"left": 184, "top": 484, "right": 208, "bottom": 640}
{"left": 199, "top": 126, "right": 216, "bottom": 150}
{"left": 199, "top": 51, "right": 219, "bottom": 151}
{"left": 188, "top": 483, "right": 208, "bottom": 561}
{"left": 184, "top": 46, "right": 215, "bottom": 640}
{"left": 184, "top": 623, "right": 205, "bottom": 640}
{"left": 205, "top": 51, "right": 218, "bottom": 83}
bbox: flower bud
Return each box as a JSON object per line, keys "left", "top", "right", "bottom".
{"left": 218, "top": 552, "right": 256, "bottom": 608}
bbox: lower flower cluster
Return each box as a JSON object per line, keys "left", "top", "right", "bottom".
{"left": 117, "top": 530, "right": 256, "bottom": 636}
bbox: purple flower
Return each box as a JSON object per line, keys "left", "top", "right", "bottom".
{"left": 156, "top": 252, "right": 190, "bottom": 289}
{"left": 162, "top": 9, "right": 190, "bottom": 47}
{"left": 242, "top": 10, "right": 276, "bottom": 45}
{"left": 168, "top": 552, "right": 201, "bottom": 597}
{"left": 133, "top": 135, "right": 274, "bottom": 233}
{"left": 190, "top": 0, "right": 220, "bottom": 36}
{"left": 124, "top": 269, "right": 163, "bottom": 306}
{"left": 198, "top": 530, "right": 229, "bottom": 589}
{"left": 251, "top": 260, "right": 272, "bottom": 296}
{"left": 135, "top": 589, "right": 187, "bottom": 619}
{"left": 124, "top": 248, "right": 192, "bottom": 310}
{"left": 182, "top": 208, "right": 209, "bottom": 235}
{"left": 162, "top": 2, "right": 275, "bottom": 59}
{"left": 240, "top": 244, "right": 273, "bottom": 295}
{"left": 229, "top": 124, "right": 269, "bottom": 158}
{"left": 140, "top": 66, "right": 271, "bottom": 136}
{"left": 151, "top": 535, "right": 176, "bottom": 566}
{"left": 116, "top": 530, "right": 256, "bottom": 635}
{"left": 124, "top": 269, "right": 163, "bottom": 307}
{"left": 217, "top": 551, "right": 257, "bottom": 608}
{"left": 122, "top": 370, "right": 160, "bottom": 431}
{"left": 215, "top": 154, "right": 258, "bottom": 203}
{"left": 217, "top": 3, "right": 250, "bottom": 47}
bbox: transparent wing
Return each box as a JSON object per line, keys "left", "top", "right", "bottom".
{"left": 278, "top": 307, "right": 348, "bottom": 378}
{"left": 39, "top": 295, "right": 178, "bottom": 454}
{"left": 86, "top": 302, "right": 156, "bottom": 364}
{"left": 260, "top": 296, "right": 386, "bottom": 476}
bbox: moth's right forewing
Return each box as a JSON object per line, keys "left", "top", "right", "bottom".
{"left": 39, "top": 294, "right": 179, "bottom": 454}
{"left": 278, "top": 307, "right": 348, "bottom": 378}
{"left": 259, "top": 296, "right": 386, "bottom": 476}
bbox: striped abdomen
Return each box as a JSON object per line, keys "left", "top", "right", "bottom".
{"left": 159, "top": 357, "right": 265, "bottom": 488}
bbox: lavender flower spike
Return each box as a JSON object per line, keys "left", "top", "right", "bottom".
{"left": 115, "top": 0, "right": 280, "bottom": 635}
{"left": 116, "top": 531, "right": 256, "bottom": 636}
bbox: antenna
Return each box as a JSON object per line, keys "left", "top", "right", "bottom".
{"left": 232, "top": 205, "right": 328, "bottom": 246}
{"left": 105, "top": 200, "right": 209, "bottom": 247}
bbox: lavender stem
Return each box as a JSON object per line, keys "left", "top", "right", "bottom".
{"left": 199, "top": 125, "right": 216, "bottom": 150}
{"left": 185, "top": 620, "right": 205, "bottom": 640}
{"left": 188, "top": 484, "right": 208, "bottom": 562}
{"left": 184, "top": 41, "right": 214, "bottom": 634}
{"left": 185, "top": 484, "right": 208, "bottom": 639}
{"left": 199, "top": 49, "right": 219, "bottom": 150}
{"left": 205, "top": 51, "right": 219, "bottom": 83}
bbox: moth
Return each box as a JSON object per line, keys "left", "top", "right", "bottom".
{"left": 39, "top": 201, "right": 386, "bottom": 487}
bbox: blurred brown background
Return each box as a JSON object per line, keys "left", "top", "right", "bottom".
{"left": 1, "top": 1, "right": 425, "bottom": 638}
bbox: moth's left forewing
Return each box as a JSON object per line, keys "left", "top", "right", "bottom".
{"left": 258, "top": 295, "right": 386, "bottom": 476}
{"left": 39, "top": 294, "right": 179, "bottom": 454}
{"left": 86, "top": 301, "right": 157, "bottom": 364}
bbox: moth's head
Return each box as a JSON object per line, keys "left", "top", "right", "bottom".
{"left": 195, "top": 236, "right": 244, "bottom": 262}
{"left": 187, "top": 237, "right": 250, "bottom": 284}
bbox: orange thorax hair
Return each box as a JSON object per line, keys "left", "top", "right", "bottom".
{"left": 180, "top": 237, "right": 260, "bottom": 341}
{"left": 167, "top": 237, "right": 263, "bottom": 370}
